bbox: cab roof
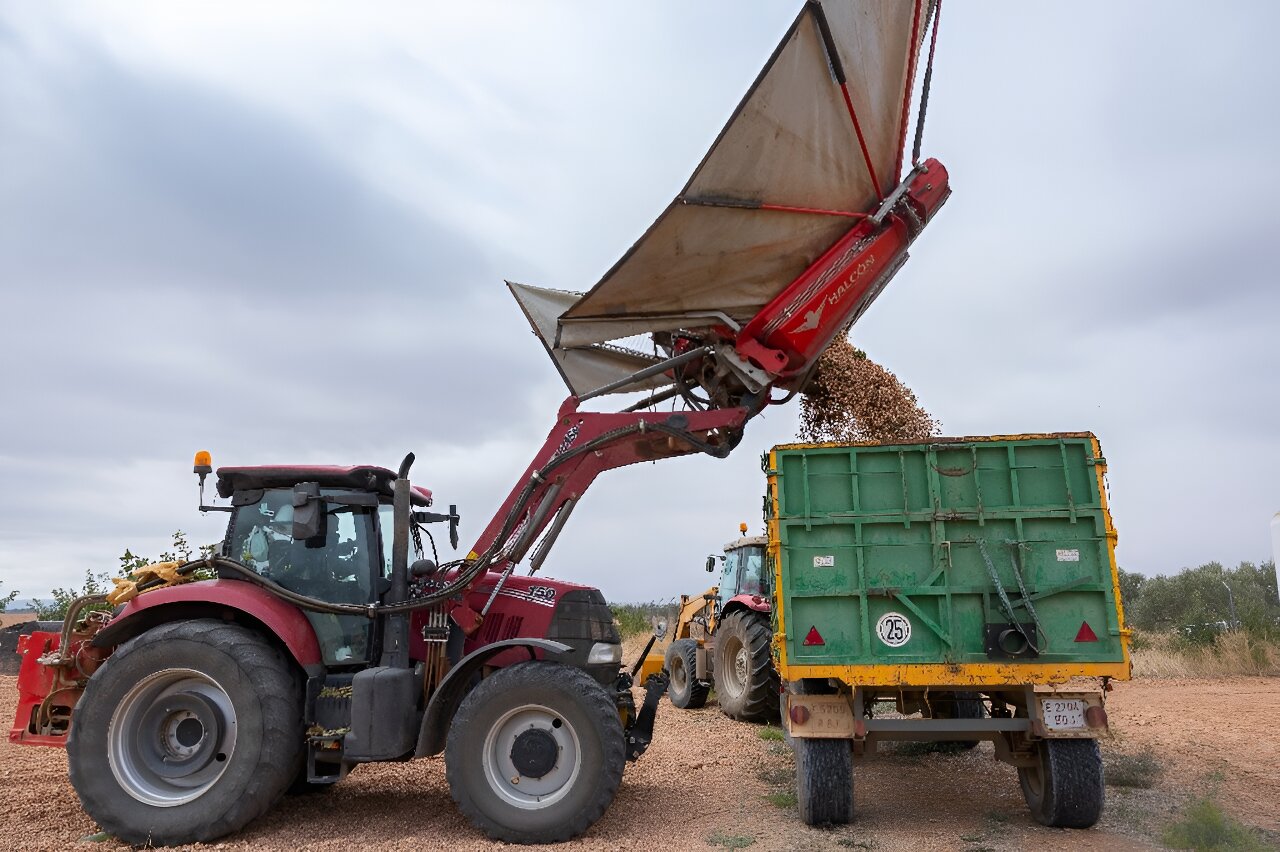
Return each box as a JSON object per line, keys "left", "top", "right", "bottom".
{"left": 215, "top": 465, "right": 433, "bottom": 507}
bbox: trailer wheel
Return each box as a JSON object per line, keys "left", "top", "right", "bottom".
{"left": 67, "top": 619, "right": 303, "bottom": 846}
{"left": 1019, "top": 738, "right": 1105, "bottom": 828}
{"left": 794, "top": 736, "right": 854, "bottom": 825}
{"left": 935, "top": 690, "right": 984, "bottom": 749}
{"left": 445, "top": 661, "right": 625, "bottom": 843}
{"left": 664, "top": 638, "right": 708, "bottom": 709}
{"left": 713, "top": 611, "right": 779, "bottom": 722}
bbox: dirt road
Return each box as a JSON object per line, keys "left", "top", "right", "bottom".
{"left": 1, "top": 669, "right": 1275, "bottom": 850}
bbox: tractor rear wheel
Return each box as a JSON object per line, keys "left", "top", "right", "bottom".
{"left": 664, "top": 638, "right": 709, "bottom": 709}
{"left": 794, "top": 736, "right": 854, "bottom": 825}
{"left": 713, "top": 611, "right": 779, "bottom": 722}
{"left": 445, "top": 661, "right": 625, "bottom": 844}
{"left": 67, "top": 619, "right": 303, "bottom": 846}
{"left": 1018, "top": 738, "right": 1105, "bottom": 827}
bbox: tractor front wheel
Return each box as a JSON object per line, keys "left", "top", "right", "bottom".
{"left": 713, "top": 611, "right": 779, "bottom": 722}
{"left": 664, "top": 638, "right": 709, "bottom": 709}
{"left": 445, "top": 661, "right": 625, "bottom": 844}
{"left": 67, "top": 619, "right": 303, "bottom": 846}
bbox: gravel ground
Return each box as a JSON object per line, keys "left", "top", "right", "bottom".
{"left": 2, "top": 643, "right": 1276, "bottom": 850}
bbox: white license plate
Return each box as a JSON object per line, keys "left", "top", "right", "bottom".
{"left": 1041, "top": 698, "right": 1086, "bottom": 730}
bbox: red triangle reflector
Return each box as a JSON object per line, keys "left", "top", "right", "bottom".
{"left": 803, "top": 626, "right": 824, "bottom": 646}
{"left": 1074, "top": 621, "right": 1098, "bottom": 642}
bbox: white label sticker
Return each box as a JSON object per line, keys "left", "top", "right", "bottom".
{"left": 1056, "top": 549, "right": 1080, "bottom": 562}
{"left": 875, "top": 612, "right": 911, "bottom": 647}
{"left": 813, "top": 555, "right": 835, "bottom": 567}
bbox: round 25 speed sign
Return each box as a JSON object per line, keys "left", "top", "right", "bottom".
{"left": 875, "top": 612, "right": 911, "bottom": 648}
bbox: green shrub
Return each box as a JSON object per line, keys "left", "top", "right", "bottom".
{"left": 757, "top": 725, "right": 784, "bottom": 741}
{"left": 706, "top": 831, "right": 754, "bottom": 849}
{"left": 0, "top": 581, "right": 17, "bottom": 613}
{"left": 1162, "top": 798, "right": 1267, "bottom": 851}
{"left": 1104, "top": 749, "right": 1164, "bottom": 789}
{"left": 765, "top": 791, "right": 797, "bottom": 808}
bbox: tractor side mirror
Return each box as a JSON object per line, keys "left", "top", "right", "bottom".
{"left": 291, "top": 483, "right": 326, "bottom": 541}
{"left": 705, "top": 555, "right": 716, "bottom": 573}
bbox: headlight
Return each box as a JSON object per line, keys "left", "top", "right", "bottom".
{"left": 586, "top": 642, "right": 622, "bottom": 665}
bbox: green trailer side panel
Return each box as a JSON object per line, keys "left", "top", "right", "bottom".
{"left": 771, "top": 435, "right": 1125, "bottom": 669}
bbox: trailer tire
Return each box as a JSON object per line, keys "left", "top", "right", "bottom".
{"left": 446, "top": 661, "right": 625, "bottom": 844}
{"left": 664, "top": 638, "right": 709, "bottom": 709}
{"left": 713, "top": 611, "right": 779, "bottom": 722}
{"left": 67, "top": 619, "right": 303, "bottom": 846}
{"left": 794, "top": 736, "right": 854, "bottom": 825}
{"left": 1019, "top": 738, "right": 1105, "bottom": 828}
{"left": 935, "top": 690, "right": 984, "bottom": 749}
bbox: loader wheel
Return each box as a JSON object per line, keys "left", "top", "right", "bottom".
{"left": 445, "top": 661, "right": 625, "bottom": 844}
{"left": 713, "top": 611, "right": 779, "bottom": 722}
{"left": 1019, "top": 738, "right": 1105, "bottom": 828}
{"left": 67, "top": 620, "right": 303, "bottom": 846}
{"left": 794, "top": 736, "right": 854, "bottom": 825}
{"left": 664, "top": 638, "right": 709, "bottom": 709}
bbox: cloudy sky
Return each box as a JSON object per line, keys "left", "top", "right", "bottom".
{"left": 2, "top": 1, "right": 1277, "bottom": 606}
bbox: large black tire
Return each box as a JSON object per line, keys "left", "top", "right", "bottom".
{"left": 713, "top": 611, "right": 779, "bottom": 722}
{"left": 1018, "top": 738, "right": 1105, "bottom": 828}
{"left": 445, "top": 661, "right": 625, "bottom": 844}
{"left": 794, "top": 736, "right": 854, "bottom": 825}
{"left": 934, "top": 690, "right": 985, "bottom": 749}
{"left": 67, "top": 619, "right": 304, "bottom": 846}
{"left": 664, "top": 638, "right": 709, "bottom": 709}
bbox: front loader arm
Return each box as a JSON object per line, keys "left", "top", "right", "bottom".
{"left": 474, "top": 399, "right": 746, "bottom": 561}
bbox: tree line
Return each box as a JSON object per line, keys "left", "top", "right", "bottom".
{"left": 1118, "top": 560, "right": 1279, "bottom": 642}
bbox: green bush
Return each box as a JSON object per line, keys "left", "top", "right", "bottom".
{"left": 706, "top": 831, "right": 755, "bottom": 849}
{"left": 32, "top": 569, "right": 114, "bottom": 622}
{"left": 0, "top": 581, "right": 17, "bottom": 613}
{"left": 609, "top": 600, "right": 677, "bottom": 638}
{"left": 1162, "top": 798, "right": 1268, "bottom": 851}
{"left": 1104, "top": 749, "right": 1164, "bottom": 788}
{"left": 31, "top": 531, "right": 217, "bottom": 622}
{"left": 765, "top": 791, "right": 797, "bottom": 808}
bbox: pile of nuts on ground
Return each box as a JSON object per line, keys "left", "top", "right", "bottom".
{"left": 798, "top": 337, "right": 940, "bottom": 443}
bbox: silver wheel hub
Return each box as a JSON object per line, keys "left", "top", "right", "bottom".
{"left": 482, "top": 704, "right": 581, "bottom": 810}
{"left": 108, "top": 668, "right": 237, "bottom": 807}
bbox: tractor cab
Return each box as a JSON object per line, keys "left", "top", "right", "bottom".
{"left": 707, "top": 524, "right": 770, "bottom": 613}
{"left": 215, "top": 465, "right": 437, "bottom": 666}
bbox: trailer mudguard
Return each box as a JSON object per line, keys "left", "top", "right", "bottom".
{"left": 414, "top": 638, "right": 571, "bottom": 757}
{"left": 91, "top": 579, "right": 323, "bottom": 672}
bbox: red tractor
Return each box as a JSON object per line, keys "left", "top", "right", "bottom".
{"left": 9, "top": 2, "right": 951, "bottom": 844}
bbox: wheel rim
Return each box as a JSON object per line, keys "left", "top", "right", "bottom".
{"left": 108, "top": 667, "right": 237, "bottom": 807}
{"left": 670, "top": 656, "right": 688, "bottom": 693}
{"left": 481, "top": 703, "right": 582, "bottom": 810}
{"left": 1021, "top": 746, "right": 1047, "bottom": 804}
{"left": 720, "top": 636, "right": 747, "bottom": 697}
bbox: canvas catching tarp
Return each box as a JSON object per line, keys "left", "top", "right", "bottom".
{"left": 518, "top": 0, "right": 937, "bottom": 394}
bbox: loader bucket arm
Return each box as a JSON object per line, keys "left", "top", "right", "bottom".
{"left": 459, "top": 400, "right": 749, "bottom": 612}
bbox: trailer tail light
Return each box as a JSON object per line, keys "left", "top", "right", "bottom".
{"left": 803, "top": 626, "right": 824, "bottom": 646}
{"left": 1085, "top": 705, "right": 1108, "bottom": 729}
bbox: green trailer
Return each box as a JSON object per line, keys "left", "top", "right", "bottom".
{"left": 765, "top": 433, "right": 1130, "bottom": 829}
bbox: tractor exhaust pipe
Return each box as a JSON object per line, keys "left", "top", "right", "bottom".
{"left": 380, "top": 453, "right": 414, "bottom": 669}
